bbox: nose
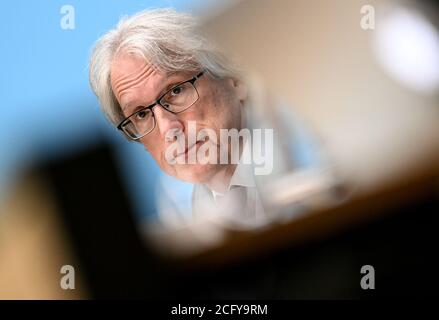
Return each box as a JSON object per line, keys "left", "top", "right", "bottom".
{"left": 153, "top": 105, "right": 184, "bottom": 141}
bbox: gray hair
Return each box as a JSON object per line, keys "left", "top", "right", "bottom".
{"left": 89, "top": 8, "right": 241, "bottom": 126}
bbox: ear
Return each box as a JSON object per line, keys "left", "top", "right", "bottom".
{"left": 228, "top": 77, "right": 248, "bottom": 102}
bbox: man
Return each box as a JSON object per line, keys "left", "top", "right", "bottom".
{"left": 89, "top": 8, "right": 268, "bottom": 228}
{"left": 90, "top": 9, "right": 336, "bottom": 231}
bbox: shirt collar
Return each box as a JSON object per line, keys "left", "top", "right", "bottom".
{"left": 210, "top": 137, "right": 256, "bottom": 201}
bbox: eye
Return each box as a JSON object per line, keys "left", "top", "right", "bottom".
{"left": 135, "top": 110, "right": 147, "bottom": 120}
{"left": 170, "top": 85, "right": 183, "bottom": 95}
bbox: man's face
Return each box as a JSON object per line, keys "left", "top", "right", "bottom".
{"left": 110, "top": 52, "right": 247, "bottom": 184}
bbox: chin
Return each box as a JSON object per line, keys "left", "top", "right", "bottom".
{"left": 172, "top": 163, "right": 219, "bottom": 184}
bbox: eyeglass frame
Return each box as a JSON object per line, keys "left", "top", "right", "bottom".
{"left": 116, "top": 71, "right": 205, "bottom": 140}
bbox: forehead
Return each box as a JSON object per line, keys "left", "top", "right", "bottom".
{"left": 110, "top": 53, "right": 164, "bottom": 92}
{"left": 110, "top": 53, "right": 165, "bottom": 109}
{"left": 111, "top": 53, "right": 153, "bottom": 76}
{"left": 110, "top": 53, "right": 197, "bottom": 108}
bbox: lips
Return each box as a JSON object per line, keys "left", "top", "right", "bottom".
{"left": 175, "top": 140, "right": 204, "bottom": 158}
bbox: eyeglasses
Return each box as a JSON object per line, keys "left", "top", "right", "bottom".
{"left": 117, "top": 71, "right": 205, "bottom": 140}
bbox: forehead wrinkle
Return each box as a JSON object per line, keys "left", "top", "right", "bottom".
{"left": 116, "top": 72, "right": 155, "bottom": 106}
{"left": 112, "top": 62, "right": 151, "bottom": 89}
{"left": 112, "top": 64, "right": 156, "bottom": 101}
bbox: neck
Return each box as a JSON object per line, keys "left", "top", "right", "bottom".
{"left": 207, "top": 106, "right": 247, "bottom": 193}
{"left": 206, "top": 164, "right": 237, "bottom": 194}
{"left": 206, "top": 130, "right": 247, "bottom": 193}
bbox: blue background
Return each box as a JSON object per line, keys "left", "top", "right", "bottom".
{"left": 0, "top": 0, "right": 213, "bottom": 220}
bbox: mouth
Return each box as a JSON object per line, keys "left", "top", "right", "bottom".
{"left": 175, "top": 140, "right": 205, "bottom": 158}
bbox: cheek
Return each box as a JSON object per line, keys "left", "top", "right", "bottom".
{"left": 141, "top": 135, "right": 163, "bottom": 163}
{"left": 198, "top": 87, "right": 229, "bottom": 122}
{"left": 141, "top": 135, "right": 178, "bottom": 175}
{"left": 207, "top": 88, "right": 240, "bottom": 129}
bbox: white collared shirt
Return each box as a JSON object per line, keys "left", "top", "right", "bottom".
{"left": 192, "top": 138, "right": 268, "bottom": 229}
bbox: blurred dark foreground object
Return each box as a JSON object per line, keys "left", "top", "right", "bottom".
{"left": 3, "top": 140, "right": 434, "bottom": 299}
